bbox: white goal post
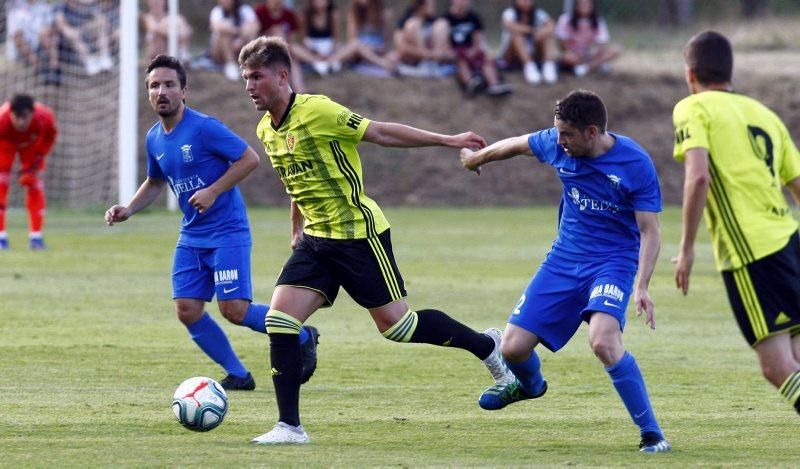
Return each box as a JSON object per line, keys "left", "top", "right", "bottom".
{"left": 117, "top": 0, "right": 137, "bottom": 205}
{"left": 118, "top": 0, "right": 180, "bottom": 210}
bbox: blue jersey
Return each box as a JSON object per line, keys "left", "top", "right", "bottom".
{"left": 146, "top": 107, "right": 251, "bottom": 248}
{"left": 528, "top": 128, "right": 662, "bottom": 265}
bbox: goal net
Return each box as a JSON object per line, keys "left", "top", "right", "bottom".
{"left": 1, "top": 0, "right": 121, "bottom": 209}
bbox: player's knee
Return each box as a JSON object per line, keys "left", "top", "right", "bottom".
{"left": 218, "top": 301, "right": 247, "bottom": 325}
{"left": 501, "top": 335, "right": 532, "bottom": 363}
{"left": 19, "top": 173, "right": 40, "bottom": 188}
{"left": 758, "top": 358, "right": 791, "bottom": 388}
{"left": 175, "top": 302, "right": 203, "bottom": 326}
{"left": 589, "top": 337, "right": 619, "bottom": 365}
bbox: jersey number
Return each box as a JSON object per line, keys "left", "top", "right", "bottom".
{"left": 747, "top": 125, "right": 775, "bottom": 177}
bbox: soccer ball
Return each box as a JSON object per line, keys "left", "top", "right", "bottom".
{"left": 172, "top": 377, "right": 228, "bottom": 432}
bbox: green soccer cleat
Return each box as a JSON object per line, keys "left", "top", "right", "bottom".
{"left": 478, "top": 379, "right": 547, "bottom": 410}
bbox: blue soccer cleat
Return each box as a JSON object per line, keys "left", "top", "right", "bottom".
{"left": 639, "top": 432, "right": 671, "bottom": 453}
{"left": 0, "top": 237, "right": 8, "bottom": 250}
{"left": 300, "top": 325, "right": 320, "bottom": 384}
{"left": 29, "top": 237, "right": 46, "bottom": 250}
{"left": 479, "top": 379, "right": 547, "bottom": 410}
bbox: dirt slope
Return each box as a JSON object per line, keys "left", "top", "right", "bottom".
{"left": 138, "top": 57, "right": 800, "bottom": 207}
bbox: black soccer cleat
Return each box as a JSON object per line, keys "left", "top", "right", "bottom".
{"left": 220, "top": 372, "right": 256, "bottom": 391}
{"left": 300, "top": 325, "right": 320, "bottom": 384}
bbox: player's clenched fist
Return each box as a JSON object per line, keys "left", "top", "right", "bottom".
{"left": 460, "top": 148, "right": 481, "bottom": 175}
{"left": 105, "top": 205, "right": 131, "bottom": 226}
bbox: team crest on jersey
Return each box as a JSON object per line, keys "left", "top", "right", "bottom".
{"left": 607, "top": 174, "right": 622, "bottom": 189}
{"left": 286, "top": 134, "right": 296, "bottom": 153}
{"left": 181, "top": 144, "right": 194, "bottom": 162}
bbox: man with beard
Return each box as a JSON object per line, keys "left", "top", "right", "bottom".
{"left": 104, "top": 55, "right": 319, "bottom": 390}
{"left": 460, "top": 89, "right": 670, "bottom": 453}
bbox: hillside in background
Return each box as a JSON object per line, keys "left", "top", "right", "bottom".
{"left": 137, "top": 45, "right": 800, "bottom": 207}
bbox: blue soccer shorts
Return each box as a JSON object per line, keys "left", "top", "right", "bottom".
{"left": 507, "top": 252, "right": 637, "bottom": 352}
{"left": 172, "top": 244, "right": 253, "bottom": 302}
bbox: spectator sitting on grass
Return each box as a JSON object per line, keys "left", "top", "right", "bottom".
{"left": 394, "top": 0, "right": 449, "bottom": 77}
{"left": 436, "top": 0, "right": 513, "bottom": 96}
{"left": 497, "top": 0, "right": 558, "bottom": 85}
{"left": 141, "top": 0, "right": 192, "bottom": 61}
{"left": 328, "top": 0, "right": 396, "bottom": 75}
{"left": 53, "top": 0, "right": 113, "bottom": 76}
{"left": 296, "top": 0, "right": 341, "bottom": 76}
{"left": 5, "top": 0, "right": 61, "bottom": 85}
{"left": 555, "top": 0, "right": 621, "bottom": 77}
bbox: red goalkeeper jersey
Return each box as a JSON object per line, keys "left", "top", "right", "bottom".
{"left": 0, "top": 102, "right": 58, "bottom": 160}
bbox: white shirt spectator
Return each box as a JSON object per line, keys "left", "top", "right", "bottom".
{"left": 209, "top": 3, "right": 258, "bottom": 42}
{"left": 497, "top": 6, "right": 552, "bottom": 58}
{"left": 5, "top": 0, "right": 54, "bottom": 61}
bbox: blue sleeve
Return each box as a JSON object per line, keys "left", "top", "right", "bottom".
{"left": 145, "top": 134, "right": 165, "bottom": 180}
{"left": 527, "top": 128, "right": 558, "bottom": 165}
{"left": 632, "top": 158, "right": 662, "bottom": 212}
{"left": 201, "top": 118, "right": 248, "bottom": 162}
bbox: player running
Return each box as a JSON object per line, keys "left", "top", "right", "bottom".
{"left": 238, "top": 36, "right": 513, "bottom": 445}
{"left": 673, "top": 31, "right": 800, "bottom": 416}
{"left": 460, "top": 89, "right": 670, "bottom": 453}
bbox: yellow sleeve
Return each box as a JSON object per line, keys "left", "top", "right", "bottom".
{"left": 310, "top": 97, "right": 371, "bottom": 144}
{"left": 779, "top": 122, "right": 800, "bottom": 184}
{"left": 672, "top": 98, "right": 710, "bottom": 162}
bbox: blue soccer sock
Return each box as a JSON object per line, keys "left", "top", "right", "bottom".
{"left": 606, "top": 351, "right": 662, "bottom": 436}
{"left": 187, "top": 312, "right": 249, "bottom": 378}
{"left": 506, "top": 349, "right": 546, "bottom": 395}
{"left": 299, "top": 325, "right": 310, "bottom": 345}
{"left": 241, "top": 303, "right": 269, "bottom": 333}
{"left": 241, "top": 302, "right": 311, "bottom": 345}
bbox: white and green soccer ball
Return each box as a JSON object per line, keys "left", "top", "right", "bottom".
{"left": 172, "top": 377, "right": 228, "bottom": 432}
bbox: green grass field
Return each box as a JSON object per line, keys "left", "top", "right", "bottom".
{"left": 0, "top": 207, "right": 797, "bottom": 467}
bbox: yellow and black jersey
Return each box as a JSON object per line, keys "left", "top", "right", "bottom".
{"left": 256, "top": 93, "right": 390, "bottom": 240}
{"left": 673, "top": 90, "right": 800, "bottom": 271}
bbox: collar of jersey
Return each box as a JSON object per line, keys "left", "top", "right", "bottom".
{"left": 272, "top": 92, "right": 297, "bottom": 130}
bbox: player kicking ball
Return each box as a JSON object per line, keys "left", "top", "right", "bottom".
{"left": 460, "top": 89, "right": 670, "bottom": 453}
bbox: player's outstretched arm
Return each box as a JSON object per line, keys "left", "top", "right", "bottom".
{"left": 674, "top": 148, "right": 710, "bottom": 295}
{"left": 634, "top": 210, "right": 661, "bottom": 330}
{"left": 362, "top": 121, "right": 486, "bottom": 150}
{"left": 459, "top": 134, "right": 532, "bottom": 175}
{"left": 188, "top": 146, "right": 260, "bottom": 213}
{"left": 104, "top": 177, "right": 166, "bottom": 226}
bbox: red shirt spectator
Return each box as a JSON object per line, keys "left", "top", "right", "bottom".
{"left": 254, "top": 2, "right": 299, "bottom": 37}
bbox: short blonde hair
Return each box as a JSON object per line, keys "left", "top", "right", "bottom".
{"left": 238, "top": 36, "right": 292, "bottom": 70}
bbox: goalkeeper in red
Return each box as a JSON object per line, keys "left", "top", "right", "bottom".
{"left": 0, "top": 94, "right": 57, "bottom": 250}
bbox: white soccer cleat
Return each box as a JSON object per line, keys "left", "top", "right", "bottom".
{"left": 251, "top": 422, "right": 310, "bottom": 445}
{"left": 482, "top": 328, "right": 515, "bottom": 385}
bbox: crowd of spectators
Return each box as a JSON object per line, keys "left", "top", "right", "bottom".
{"left": 5, "top": 0, "right": 122, "bottom": 85}
{"left": 4, "top": 0, "right": 621, "bottom": 96}
{"left": 185, "top": 0, "right": 620, "bottom": 96}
